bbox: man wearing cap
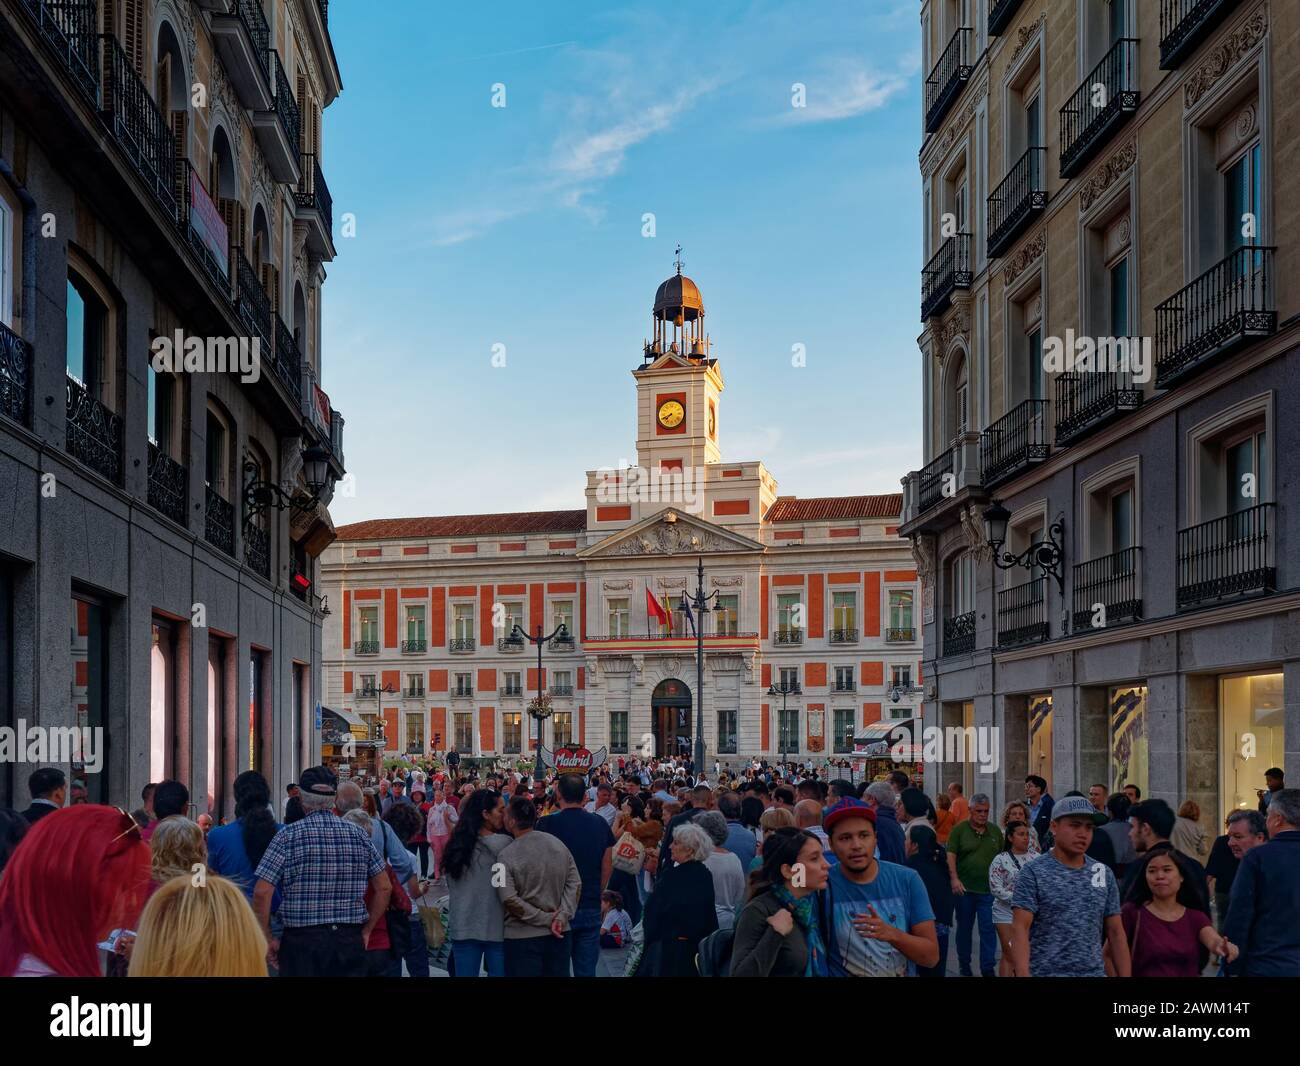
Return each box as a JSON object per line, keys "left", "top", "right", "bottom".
{"left": 253, "top": 765, "right": 391, "bottom": 977}
{"left": 1008, "top": 795, "right": 1130, "bottom": 977}
{"left": 817, "top": 799, "right": 939, "bottom": 977}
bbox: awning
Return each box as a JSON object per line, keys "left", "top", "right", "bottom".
{"left": 853, "top": 718, "right": 920, "bottom": 760}
{"left": 323, "top": 705, "right": 364, "bottom": 730}
{"left": 853, "top": 718, "right": 916, "bottom": 742}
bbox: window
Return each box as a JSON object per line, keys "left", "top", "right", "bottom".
{"left": 249, "top": 649, "right": 268, "bottom": 774}
{"left": 406, "top": 713, "right": 425, "bottom": 753}
{"left": 831, "top": 591, "right": 857, "bottom": 633}
{"left": 358, "top": 673, "right": 376, "bottom": 696}
{"left": 833, "top": 709, "right": 854, "bottom": 754}
{"left": 360, "top": 712, "right": 379, "bottom": 740}
{"left": 1223, "top": 144, "right": 1262, "bottom": 258}
{"left": 889, "top": 590, "right": 915, "bottom": 635}
{"left": 357, "top": 606, "right": 378, "bottom": 645}
{"left": 405, "top": 605, "right": 426, "bottom": 643}
{"left": 834, "top": 666, "right": 854, "bottom": 691}
{"left": 609, "top": 711, "right": 629, "bottom": 753}
{"left": 454, "top": 672, "right": 472, "bottom": 697}
{"left": 552, "top": 670, "right": 573, "bottom": 695}
{"left": 503, "top": 671, "right": 521, "bottom": 695}
{"left": 453, "top": 711, "right": 473, "bottom": 751}
{"left": 552, "top": 600, "right": 574, "bottom": 636}
{"left": 608, "top": 597, "right": 629, "bottom": 637}
{"left": 1108, "top": 0, "right": 1126, "bottom": 42}
{"left": 500, "top": 601, "right": 523, "bottom": 635}
{"left": 453, "top": 603, "right": 474, "bottom": 641}
{"left": 779, "top": 666, "right": 799, "bottom": 690}
{"left": 552, "top": 711, "right": 572, "bottom": 747}
{"left": 715, "top": 594, "right": 738, "bottom": 635}
{"left": 207, "top": 635, "right": 231, "bottom": 818}
{"left": 1224, "top": 429, "right": 1267, "bottom": 515}
{"left": 0, "top": 182, "right": 16, "bottom": 327}
{"left": 1109, "top": 487, "right": 1133, "bottom": 551}
{"left": 150, "top": 618, "right": 178, "bottom": 783}
{"left": 65, "top": 273, "right": 106, "bottom": 394}
{"left": 778, "top": 708, "right": 799, "bottom": 755}
{"left": 776, "top": 593, "right": 801, "bottom": 635}
{"left": 1109, "top": 255, "right": 1129, "bottom": 337}
{"left": 949, "top": 356, "right": 969, "bottom": 439}
{"left": 1220, "top": 674, "right": 1283, "bottom": 824}
{"left": 405, "top": 673, "right": 423, "bottom": 696}
{"left": 147, "top": 364, "right": 176, "bottom": 454}
{"left": 502, "top": 712, "right": 522, "bottom": 754}
{"left": 1110, "top": 684, "right": 1148, "bottom": 796}
{"left": 1194, "top": 414, "right": 1270, "bottom": 523}
{"left": 1026, "top": 91, "right": 1042, "bottom": 149}
{"left": 717, "top": 709, "right": 737, "bottom": 754}
{"left": 891, "top": 664, "right": 913, "bottom": 690}
{"left": 205, "top": 409, "right": 228, "bottom": 497}
{"left": 71, "top": 595, "right": 109, "bottom": 804}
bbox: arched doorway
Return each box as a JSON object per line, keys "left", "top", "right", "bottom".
{"left": 652, "top": 678, "right": 691, "bottom": 759}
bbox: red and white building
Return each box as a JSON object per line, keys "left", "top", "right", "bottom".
{"left": 321, "top": 270, "right": 922, "bottom": 763}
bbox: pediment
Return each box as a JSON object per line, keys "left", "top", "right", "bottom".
{"left": 579, "top": 508, "right": 765, "bottom": 559}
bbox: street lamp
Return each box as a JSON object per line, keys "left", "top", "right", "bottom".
{"left": 767, "top": 678, "right": 802, "bottom": 774}
{"left": 243, "top": 443, "right": 333, "bottom": 524}
{"left": 983, "top": 501, "right": 1067, "bottom": 595}
{"left": 505, "top": 621, "right": 572, "bottom": 779}
{"left": 679, "top": 556, "right": 720, "bottom": 776}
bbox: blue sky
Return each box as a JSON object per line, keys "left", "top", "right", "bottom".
{"left": 321, "top": 0, "right": 924, "bottom": 525}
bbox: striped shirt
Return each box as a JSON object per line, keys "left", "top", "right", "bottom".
{"left": 254, "top": 809, "right": 385, "bottom": 927}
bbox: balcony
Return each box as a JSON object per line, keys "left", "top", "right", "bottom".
{"left": 887, "top": 627, "right": 915, "bottom": 643}
{"left": 1072, "top": 547, "right": 1142, "bottom": 632}
{"left": 1160, "top": 0, "right": 1242, "bottom": 69}
{"left": 404, "top": 686, "right": 425, "bottom": 700}
{"left": 204, "top": 486, "right": 235, "bottom": 557}
{"left": 1054, "top": 368, "right": 1142, "bottom": 446}
{"left": 1155, "top": 247, "right": 1276, "bottom": 389}
{"left": 354, "top": 640, "right": 379, "bottom": 656}
{"left": 549, "top": 685, "right": 574, "bottom": 698}
{"left": 1177, "top": 504, "right": 1275, "bottom": 610}
{"left": 921, "top": 234, "right": 972, "bottom": 320}
{"left": 452, "top": 686, "right": 475, "bottom": 699}
{"left": 400, "top": 639, "right": 427, "bottom": 654}
{"left": 943, "top": 611, "right": 977, "bottom": 657}
{"left": 924, "top": 28, "right": 973, "bottom": 134}
{"left": 981, "top": 399, "right": 1049, "bottom": 487}
{"left": 449, "top": 638, "right": 476, "bottom": 653}
{"left": 901, "top": 432, "right": 985, "bottom": 533}
{"left": 497, "top": 637, "right": 525, "bottom": 653}
{"left": 234, "top": 252, "right": 272, "bottom": 354}
{"left": 500, "top": 685, "right": 523, "bottom": 697}
{"left": 996, "top": 578, "right": 1048, "bottom": 648}
{"left": 272, "top": 316, "right": 304, "bottom": 408}
{"left": 356, "top": 686, "right": 378, "bottom": 700}
{"left": 244, "top": 523, "right": 270, "bottom": 579}
{"left": 1, "top": 322, "right": 32, "bottom": 427}
{"left": 987, "top": 148, "right": 1047, "bottom": 258}
{"left": 774, "top": 629, "right": 804, "bottom": 646}
{"left": 252, "top": 51, "right": 301, "bottom": 183}
{"left": 582, "top": 632, "right": 760, "bottom": 653}
{"left": 828, "top": 628, "right": 859, "bottom": 644}
{"left": 175, "top": 160, "right": 230, "bottom": 294}
{"left": 988, "top": 0, "right": 1027, "bottom": 36}
{"left": 833, "top": 681, "right": 857, "bottom": 693}
{"left": 549, "top": 635, "right": 577, "bottom": 651}
{"left": 100, "top": 35, "right": 176, "bottom": 218}
{"left": 1060, "top": 40, "right": 1139, "bottom": 179}
{"left": 295, "top": 154, "right": 335, "bottom": 259}
{"left": 65, "top": 375, "right": 122, "bottom": 484}
{"left": 211, "top": 0, "right": 274, "bottom": 112}
{"left": 919, "top": 448, "right": 955, "bottom": 514}
{"left": 146, "top": 442, "right": 187, "bottom": 526}
{"left": 19, "top": 0, "right": 99, "bottom": 104}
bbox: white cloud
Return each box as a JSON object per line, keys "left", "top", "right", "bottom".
{"left": 775, "top": 62, "right": 908, "bottom": 125}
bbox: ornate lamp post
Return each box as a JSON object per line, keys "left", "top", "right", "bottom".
{"left": 679, "top": 556, "right": 720, "bottom": 776}
{"left": 983, "top": 501, "right": 1067, "bottom": 594}
{"left": 505, "top": 621, "right": 573, "bottom": 779}
{"left": 766, "top": 678, "right": 802, "bottom": 773}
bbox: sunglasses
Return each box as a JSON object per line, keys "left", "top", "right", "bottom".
{"left": 109, "top": 807, "right": 144, "bottom": 845}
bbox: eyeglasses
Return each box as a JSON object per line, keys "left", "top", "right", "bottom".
{"left": 109, "top": 807, "right": 144, "bottom": 845}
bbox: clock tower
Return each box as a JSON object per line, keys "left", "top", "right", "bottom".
{"left": 634, "top": 259, "right": 723, "bottom": 472}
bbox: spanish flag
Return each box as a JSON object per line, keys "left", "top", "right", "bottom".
{"left": 646, "top": 586, "right": 672, "bottom": 630}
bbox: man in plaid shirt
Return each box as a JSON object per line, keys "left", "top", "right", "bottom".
{"left": 254, "top": 765, "right": 391, "bottom": 976}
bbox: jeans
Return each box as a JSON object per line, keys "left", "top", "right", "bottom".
{"left": 277, "top": 924, "right": 366, "bottom": 977}
{"left": 504, "top": 933, "right": 572, "bottom": 977}
{"left": 569, "top": 906, "right": 602, "bottom": 978}
{"left": 955, "top": 892, "right": 996, "bottom": 975}
{"left": 451, "top": 938, "right": 506, "bottom": 977}
{"left": 412, "top": 841, "right": 430, "bottom": 878}
{"left": 918, "top": 922, "right": 950, "bottom": 978}
{"left": 384, "top": 913, "right": 429, "bottom": 977}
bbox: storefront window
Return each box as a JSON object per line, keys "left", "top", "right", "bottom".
{"left": 1110, "top": 685, "right": 1148, "bottom": 797}
{"left": 1221, "top": 673, "right": 1284, "bottom": 822}
{"left": 1028, "top": 694, "right": 1053, "bottom": 795}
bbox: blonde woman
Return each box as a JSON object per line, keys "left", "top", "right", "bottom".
{"left": 129, "top": 874, "right": 267, "bottom": 977}
{"left": 748, "top": 807, "right": 796, "bottom": 873}
{"left": 149, "top": 816, "right": 207, "bottom": 895}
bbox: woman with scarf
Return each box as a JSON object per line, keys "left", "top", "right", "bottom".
{"left": 730, "top": 827, "right": 830, "bottom": 977}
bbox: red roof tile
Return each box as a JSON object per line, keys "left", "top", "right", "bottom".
{"left": 336, "top": 510, "right": 588, "bottom": 541}
{"left": 765, "top": 494, "right": 902, "bottom": 523}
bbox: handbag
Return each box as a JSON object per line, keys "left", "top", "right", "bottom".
{"left": 379, "top": 826, "right": 413, "bottom": 958}
{"left": 612, "top": 831, "right": 646, "bottom": 875}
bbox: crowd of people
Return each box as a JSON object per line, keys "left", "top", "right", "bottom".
{"left": 1, "top": 757, "right": 1297, "bottom": 978}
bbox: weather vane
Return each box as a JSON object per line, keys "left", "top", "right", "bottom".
{"left": 674, "top": 244, "right": 684, "bottom": 275}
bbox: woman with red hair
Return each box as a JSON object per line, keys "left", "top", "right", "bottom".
{"left": 0, "top": 805, "right": 151, "bottom": 977}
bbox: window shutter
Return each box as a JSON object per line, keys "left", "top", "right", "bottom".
{"left": 170, "top": 109, "right": 187, "bottom": 205}
{"left": 262, "top": 263, "right": 280, "bottom": 312}
{"left": 124, "top": 0, "right": 144, "bottom": 75}
{"left": 296, "top": 75, "right": 309, "bottom": 151}
{"left": 219, "top": 199, "right": 245, "bottom": 251}
{"left": 156, "top": 52, "right": 171, "bottom": 109}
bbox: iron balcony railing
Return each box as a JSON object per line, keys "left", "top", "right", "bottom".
{"left": 235, "top": 251, "right": 272, "bottom": 352}
{"left": 1177, "top": 503, "right": 1275, "bottom": 610}
{"left": 996, "top": 578, "right": 1049, "bottom": 648}
{"left": 1060, "top": 39, "right": 1139, "bottom": 179}
{"left": 549, "top": 635, "right": 576, "bottom": 651}
{"left": 146, "top": 442, "right": 187, "bottom": 526}
{"left": 1160, "top": 0, "right": 1241, "bottom": 69}
{"left": 100, "top": 35, "right": 176, "bottom": 217}
{"left": 19, "top": 0, "right": 99, "bottom": 104}
{"left": 273, "top": 316, "right": 304, "bottom": 407}
{"left": 449, "top": 638, "right": 476, "bottom": 653}
{"left": 828, "top": 628, "right": 859, "bottom": 643}
{"left": 943, "top": 611, "right": 976, "bottom": 657}
{"left": 497, "top": 637, "right": 525, "bottom": 652}
{"left": 987, "top": 147, "right": 1047, "bottom": 258}
{"left": 550, "top": 685, "right": 574, "bottom": 697}
{"left": 774, "top": 629, "right": 804, "bottom": 646}
{"left": 988, "top": 0, "right": 1027, "bottom": 36}
{"left": 404, "top": 685, "right": 425, "bottom": 699}
{"left": 204, "top": 486, "right": 235, "bottom": 557}
{"left": 1, "top": 321, "right": 32, "bottom": 426}
{"left": 401, "top": 639, "right": 426, "bottom": 653}
{"left": 924, "top": 28, "right": 973, "bottom": 134}
{"left": 356, "top": 686, "right": 379, "bottom": 700}
{"left": 175, "top": 159, "right": 230, "bottom": 292}
{"left": 452, "top": 685, "right": 475, "bottom": 698}
{"left": 354, "top": 640, "right": 379, "bottom": 655}
{"left": 500, "top": 685, "right": 523, "bottom": 697}
{"left": 1155, "top": 246, "right": 1276, "bottom": 388}
{"left": 1072, "top": 546, "right": 1142, "bottom": 632}
{"left": 244, "top": 522, "right": 270, "bottom": 578}
{"left": 266, "top": 50, "right": 301, "bottom": 165}
{"left": 981, "top": 399, "right": 1049, "bottom": 486}
{"left": 833, "top": 680, "right": 857, "bottom": 693}
{"left": 317, "top": 0, "right": 329, "bottom": 26}
{"left": 235, "top": 0, "right": 272, "bottom": 72}
{"left": 887, "top": 626, "right": 915, "bottom": 642}
{"left": 65, "top": 375, "right": 123, "bottom": 484}
{"left": 921, "top": 233, "right": 972, "bottom": 319}
{"left": 917, "top": 447, "right": 955, "bottom": 513}
{"left": 295, "top": 154, "right": 334, "bottom": 239}
{"left": 1054, "top": 367, "right": 1142, "bottom": 446}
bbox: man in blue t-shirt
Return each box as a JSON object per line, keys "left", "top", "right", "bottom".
{"left": 817, "top": 799, "right": 939, "bottom": 977}
{"left": 537, "top": 772, "right": 615, "bottom": 977}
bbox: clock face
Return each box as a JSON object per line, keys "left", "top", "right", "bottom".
{"left": 657, "top": 399, "right": 685, "bottom": 429}
{"left": 708, "top": 404, "right": 716, "bottom": 437}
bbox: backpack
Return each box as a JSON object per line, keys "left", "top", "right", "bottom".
{"left": 696, "top": 927, "right": 735, "bottom": 977}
